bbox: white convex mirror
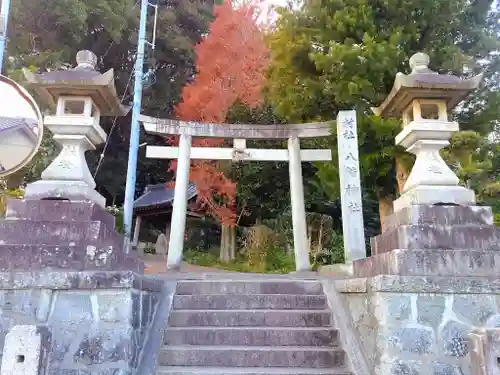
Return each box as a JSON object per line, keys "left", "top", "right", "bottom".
{"left": 0, "top": 74, "right": 43, "bottom": 177}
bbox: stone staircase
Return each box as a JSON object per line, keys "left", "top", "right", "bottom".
{"left": 156, "top": 279, "right": 354, "bottom": 375}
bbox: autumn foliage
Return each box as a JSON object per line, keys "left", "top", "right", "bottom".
{"left": 170, "top": 0, "right": 269, "bottom": 226}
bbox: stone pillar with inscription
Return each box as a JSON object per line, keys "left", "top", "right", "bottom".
{"left": 337, "top": 110, "right": 366, "bottom": 265}
{"left": 330, "top": 53, "right": 500, "bottom": 375}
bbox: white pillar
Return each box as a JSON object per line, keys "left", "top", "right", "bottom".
{"left": 288, "top": 136, "right": 311, "bottom": 271}
{"left": 166, "top": 134, "right": 192, "bottom": 269}
{"left": 132, "top": 215, "right": 142, "bottom": 247}
{"left": 165, "top": 223, "right": 171, "bottom": 255}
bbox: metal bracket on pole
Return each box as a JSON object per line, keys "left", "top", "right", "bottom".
{"left": 0, "top": 0, "right": 12, "bottom": 73}
{"left": 145, "top": 2, "right": 158, "bottom": 50}
{"left": 0, "top": 15, "right": 5, "bottom": 39}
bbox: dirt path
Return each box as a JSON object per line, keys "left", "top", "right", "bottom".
{"left": 142, "top": 254, "right": 225, "bottom": 274}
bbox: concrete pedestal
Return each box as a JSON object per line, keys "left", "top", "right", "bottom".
{"left": 1, "top": 199, "right": 143, "bottom": 272}
{"left": 334, "top": 204, "right": 500, "bottom": 375}
{"left": 24, "top": 180, "right": 106, "bottom": 207}
{"left": 354, "top": 205, "right": 499, "bottom": 278}
{"left": 393, "top": 186, "right": 476, "bottom": 212}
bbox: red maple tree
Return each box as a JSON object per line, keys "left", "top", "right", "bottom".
{"left": 169, "top": 0, "right": 269, "bottom": 227}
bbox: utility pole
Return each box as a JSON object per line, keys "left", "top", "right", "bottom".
{"left": 123, "top": 0, "right": 157, "bottom": 240}
{"left": 0, "top": 0, "right": 12, "bottom": 73}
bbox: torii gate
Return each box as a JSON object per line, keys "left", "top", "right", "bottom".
{"left": 139, "top": 110, "right": 365, "bottom": 271}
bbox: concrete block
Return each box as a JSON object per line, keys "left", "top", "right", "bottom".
{"left": 0, "top": 325, "right": 51, "bottom": 375}
{"left": 353, "top": 249, "right": 500, "bottom": 277}
{"left": 72, "top": 326, "right": 134, "bottom": 366}
{"left": 453, "top": 295, "right": 496, "bottom": 326}
{"left": 469, "top": 328, "right": 500, "bottom": 375}
{"left": 5, "top": 200, "right": 115, "bottom": 229}
{"left": 371, "top": 224, "right": 500, "bottom": 255}
{"left": 384, "top": 205, "right": 493, "bottom": 230}
{"left": 0, "top": 221, "right": 110, "bottom": 246}
{"left": 439, "top": 320, "right": 470, "bottom": 358}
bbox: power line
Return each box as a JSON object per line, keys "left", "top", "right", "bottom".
{"left": 100, "top": 0, "right": 141, "bottom": 63}
{"left": 93, "top": 66, "right": 135, "bottom": 178}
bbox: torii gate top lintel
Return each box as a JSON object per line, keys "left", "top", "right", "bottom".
{"left": 139, "top": 114, "right": 332, "bottom": 139}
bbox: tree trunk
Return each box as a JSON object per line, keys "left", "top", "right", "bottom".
{"left": 230, "top": 226, "right": 236, "bottom": 260}
{"left": 220, "top": 225, "right": 236, "bottom": 262}
{"left": 318, "top": 218, "right": 324, "bottom": 250}
{"left": 378, "top": 197, "right": 393, "bottom": 233}
{"left": 220, "top": 225, "right": 228, "bottom": 262}
{"left": 307, "top": 225, "right": 313, "bottom": 254}
{"left": 5, "top": 171, "right": 24, "bottom": 190}
{"left": 395, "top": 156, "right": 410, "bottom": 194}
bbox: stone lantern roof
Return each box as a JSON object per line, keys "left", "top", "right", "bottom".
{"left": 23, "top": 50, "right": 131, "bottom": 116}
{"left": 372, "top": 52, "right": 483, "bottom": 118}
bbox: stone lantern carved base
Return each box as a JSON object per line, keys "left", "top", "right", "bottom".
{"left": 24, "top": 116, "right": 106, "bottom": 207}
{"left": 394, "top": 120, "right": 476, "bottom": 211}
{"left": 24, "top": 181, "right": 106, "bottom": 207}
{"left": 393, "top": 185, "right": 476, "bottom": 212}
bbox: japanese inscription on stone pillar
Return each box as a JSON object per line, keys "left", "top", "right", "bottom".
{"left": 337, "top": 110, "right": 366, "bottom": 262}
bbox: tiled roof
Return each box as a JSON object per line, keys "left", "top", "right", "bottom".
{"left": 0, "top": 116, "right": 38, "bottom": 135}
{"left": 133, "top": 183, "right": 197, "bottom": 210}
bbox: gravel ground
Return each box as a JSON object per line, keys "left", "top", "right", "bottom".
{"left": 142, "top": 254, "right": 225, "bottom": 274}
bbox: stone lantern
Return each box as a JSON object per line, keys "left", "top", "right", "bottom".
{"left": 372, "top": 52, "right": 483, "bottom": 212}
{"left": 22, "top": 50, "right": 130, "bottom": 207}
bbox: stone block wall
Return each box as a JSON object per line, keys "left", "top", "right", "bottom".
{"left": 335, "top": 275, "right": 500, "bottom": 375}
{"left": 0, "top": 271, "right": 165, "bottom": 375}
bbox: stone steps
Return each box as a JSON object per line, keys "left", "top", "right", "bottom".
{"left": 175, "top": 281, "right": 324, "bottom": 295}
{"left": 168, "top": 309, "right": 333, "bottom": 327}
{"left": 172, "top": 294, "right": 327, "bottom": 310}
{"left": 164, "top": 327, "right": 339, "bottom": 346}
{"left": 158, "top": 346, "right": 346, "bottom": 368}
{"left": 157, "top": 280, "right": 351, "bottom": 375}
{"left": 156, "top": 366, "right": 353, "bottom": 375}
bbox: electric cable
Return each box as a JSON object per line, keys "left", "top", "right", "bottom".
{"left": 93, "top": 66, "right": 134, "bottom": 178}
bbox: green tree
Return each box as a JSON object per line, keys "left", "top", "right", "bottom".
{"left": 266, "top": 0, "right": 500, "bottom": 229}
{"left": 5, "top": 0, "right": 214, "bottom": 202}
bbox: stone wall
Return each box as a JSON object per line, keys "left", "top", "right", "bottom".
{"left": 336, "top": 275, "right": 500, "bottom": 375}
{"left": 0, "top": 271, "right": 166, "bottom": 375}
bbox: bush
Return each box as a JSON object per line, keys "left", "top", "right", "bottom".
{"left": 182, "top": 224, "right": 295, "bottom": 274}
{"left": 106, "top": 205, "right": 124, "bottom": 233}
{"left": 183, "top": 248, "right": 220, "bottom": 266}
{"left": 264, "top": 246, "right": 295, "bottom": 273}
{"left": 0, "top": 185, "right": 24, "bottom": 217}
{"left": 243, "top": 224, "right": 295, "bottom": 274}
{"left": 310, "top": 230, "right": 344, "bottom": 269}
